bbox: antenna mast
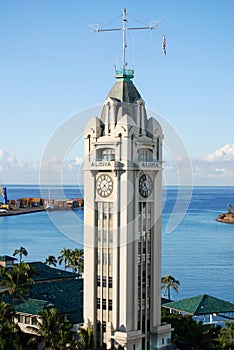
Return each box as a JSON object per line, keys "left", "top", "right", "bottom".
{"left": 122, "top": 8, "right": 127, "bottom": 70}
{"left": 89, "top": 8, "right": 161, "bottom": 77}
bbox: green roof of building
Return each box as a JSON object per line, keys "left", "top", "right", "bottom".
{"left": 15, "top": 299, "right": 49, "bottom": 315}
{"left": 0, "top": 255, "right": 17, "bottom": 261}
{"left": 163, "top": 294, "right": 234, "bottom": 315}
{"left": 29, "top": 262, "right": 78, "bottom": 282}
{"left": 30, "top": 278, "right": 83, "bottom": 324}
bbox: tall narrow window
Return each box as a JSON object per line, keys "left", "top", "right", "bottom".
{"left": 119, "top": 133, "right": 122, "bottom": 161}
{"left": 131, "top": 134, "right": 134, "bottom": 160}
{"left": 157, "top": 137, "right": 160, "bottom": 161}
{"left": 88, "top": 135, "right": 91, "bottom": 161}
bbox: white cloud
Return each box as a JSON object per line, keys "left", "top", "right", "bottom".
{"left": 39, "top": 155, "right": 84, "bottom": 185}
{"left": 75, "top": 156, "right": 83, "bottom": 165}
{"left": 206, "top": 144, "right": 234, "bottom": 162}
{"left": 163, "top": 144, "right": 234, "bottom": 186}
{"left": 0, "top": 149, "right": 40, "bottom": 184}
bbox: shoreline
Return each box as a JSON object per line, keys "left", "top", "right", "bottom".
{"left": 0, "top": 207, "right": 84, "bottom": 217}
{"left": 0, "top": 207, "right": 46, "bottom": 217}
{"left": 216, "top": 213, "right": 234, "bottom": 225}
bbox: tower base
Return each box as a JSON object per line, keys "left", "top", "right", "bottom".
{"left": 111, "top": 330, "right": 144, "bottom": 350}
{"left": 150, "top": 324, "right": 173, "bottom": 349}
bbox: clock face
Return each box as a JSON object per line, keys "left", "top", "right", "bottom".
{"left": 139, "top": 174, "right": 153, "bottom": 198}
{"left": 96, "top": 174, "right": 113, "bottom": 198}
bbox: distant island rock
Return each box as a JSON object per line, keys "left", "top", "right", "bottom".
{"left": 216, "top": 213, "right": 234, "bottom": 224}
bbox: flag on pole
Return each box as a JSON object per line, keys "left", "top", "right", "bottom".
{"left": 162, "top": 34, "right": 166, "bottom": 55}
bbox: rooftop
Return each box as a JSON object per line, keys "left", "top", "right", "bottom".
{"left": 14, "top": 279, "right": 83, "bottom": 324}
{"left": 106, "top": 69, "right": 141, "bottom": 104}
{"left": 163, "top": 294, "right": 234, "bottom": 316}
{"left": 0, "top": 255, "right": 17, "bottom": 262}
{"left": 15, "top": 298, "right": 50, "bottom": 315}
{"left": 28, "top": 261, "right": 78, "bottom": 282}
{"left": 29, "top": 279, "right": 83, "bottom": 324}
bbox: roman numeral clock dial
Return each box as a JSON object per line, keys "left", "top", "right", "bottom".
{"left": 96, "top": 174, "right": 113, "bottom": 198}
{"left": 139, "top": 174, "right": 153, "bottom": 198}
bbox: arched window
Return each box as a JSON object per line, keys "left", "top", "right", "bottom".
{"left": 138, "top": 148, "right": 153, "bottom": 161}
{"left": 96, "top": 148, "right": 115, "bottom": 161}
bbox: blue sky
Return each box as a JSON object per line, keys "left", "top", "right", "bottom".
{"left": 0, "top": 0, "right": 233, "bottom": 185}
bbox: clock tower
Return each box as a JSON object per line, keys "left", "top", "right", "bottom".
{"left": 83, "top": 68, "right": 171, "bottom": 350}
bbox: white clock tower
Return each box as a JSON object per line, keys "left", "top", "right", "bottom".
{"left": 83, "top": 67, "right": 171, "bottom": 349}
{"left": 83, "top": 9, "right": 171, "bottom": 350}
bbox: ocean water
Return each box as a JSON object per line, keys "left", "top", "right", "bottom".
{"left": 0, "top": 185, "right": 233, "bottom": 303}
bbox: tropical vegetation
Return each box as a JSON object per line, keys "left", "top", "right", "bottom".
{"left": 27, "top": 307, "right": 74, "bottom": 350}
{"left": 161, "top": 274, "right": 180, "bottom": 300}
{"left": 77, "top": 320, "right": 95, "bottom": 350}
{"left": 57, "top": 247, "right": 84, "bottom": 276}
{"left": 0, "top": 301, "right": 22, "bottom": 350}
{"left": 45, "top": 255, "right": 57, "bottom": 267}
{"left": 13, "top": 246, "right": 28, "bottom": 264}
{"left": 0, "top": 261, "right": 35, "bottom": 303}
{"left": 1, "top": 248, "right": 233, "bottom": 349}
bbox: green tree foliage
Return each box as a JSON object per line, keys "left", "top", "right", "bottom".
{"left": 227, "top": 203, "right": 232, "bottom": 214}
{"left": 68, "top": 248, "right": 84, "bottom": 276}
{"left": 77, "top": 320, "right": 95, "bottom": 350}
{"left": 45, "top": 255, "right": 57, "bottom": 267}
{"left": 28, "top": 307, "right": 73, "bottom": 350}
{"left": 0, "top": 262, "right": 35, "bottom": 302}
{"left": 161, "top": 275, "right": 180, "bottom": 300}
{"left": 13, "top": 247, "right": 28, "bottom": 264}
{"left": 218, "top": 321, "right": 234, "bottom": 349}
{"left": 58, "top": 248, "right": 84, "bottom": 276}
{"left": 0, "top": 301, "right": 22, "bottom": 350}
{"left": 58, "top": 248, "right": 72, "bottom": 271}
{"left": 162, "top": 311, "right": 220, "bottom": 350}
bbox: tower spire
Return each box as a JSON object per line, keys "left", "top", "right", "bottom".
{"left": 90, "top": 9, "right": 162, "bottom": 79}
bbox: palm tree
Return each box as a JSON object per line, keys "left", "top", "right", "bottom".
{"left": 77, "top": 320, "right": 94, "bottom": 350}
{"left": 68, "top": 249, "right": 84, "bottom": 276}
{"left": 0, "top": 320, "right": 22, "bottom": 350}
{"left": 13, "top": 246, "right": 28, "bottom": 264}
{"left": 0, "top": 262, "right": 35, "bottom": 303}
{"left": 28, "top": 307, "right": 73, "bottom": 350}
{"left": 161, "top": 275, "right": 180, "bottom": 300}
{"left": 45, "top": 255, "right": 57, "bottom": 267}
{"left": 219, "top": 321, "right": 234, "bottom": 349}
{"left": 227, "top": 203, "right": 232, "bottom": 214}
{"left": 0, "top": 301, "right": 21, "bottom": 350}
{"left": 58, "top": 248, "right": 72, "bottom": 271}
{"left": 161, "top": 312, "right": 218, "bottom": 350}
{"left": 0, "top": 301, "right": 15, "bottom": 322}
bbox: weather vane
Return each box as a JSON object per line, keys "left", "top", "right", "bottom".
{"left": 89, "top": 8, "right": 166, "bottom": 75}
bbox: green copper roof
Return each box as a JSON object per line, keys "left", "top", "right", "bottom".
{"left": 15, "top": 299, "right": 49, "bottom": 315}
{"left": 30, "top": 279, "right": 83, "bottom": 323}
{"left": 163, "top": 294, "right": 234, "bottom": 315}
{"left": 0, "top": 255, "right": 17, "bottom": 261}
{"left": 29, "top": 262, "right": 77, "bottom": 282}
{"left": 115, "top": 68, "right": 134, "bottom": 81}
